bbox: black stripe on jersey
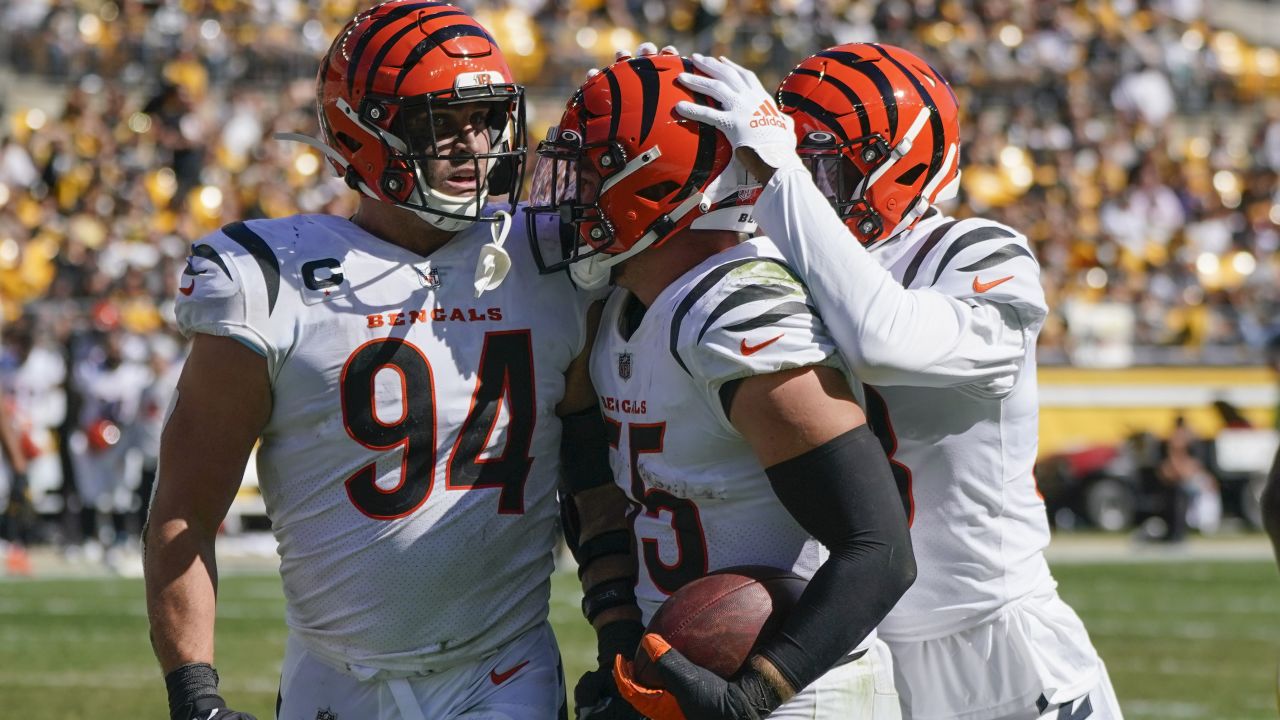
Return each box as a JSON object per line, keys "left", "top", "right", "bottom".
{"left": 669, "top": 258, "right": 757, "bottom": 375}
{"left": 672, "top": 58, "right": 718, "bottom": 203}
{"left": 190, "top": 243, "right": 231, "bottom": 280}
{"left": 696, "top": 284, "right": 793, "bottom": 342}
{"left": 790, "top": 67, "right": 870, "bottom": 137}
{"left": 818, "top": 50, "right": 897, "bottom": 138}
{"left": 900, "top": 218, "right": 960, "bottom": 288}
{"left": 872, "top": 44, "right": 943, "bottom": 198}
{"left": 394, "top": 25, "right": 498, "bottom": 94}
{"left": 929, "top": 225, "right": 1016, "bottom": 286}
{"left": 777, "top": 91, "right": 850, "bottom": 143}
{"left": 346, "top": 1, "right": 446, "bottom": 94}
{"left": 633, "top": 57, "right": 661, "bottom": 145}
{"left": 364, "top": 9, "right": 466, "bottom": 95}
{"left": 956, "top": 242, "right": 1034, "bottom": 272}
{"left": 222, "top": 222, "right": 281, "bottom": 315}
{"left": 723, "top": 301, "right": 817, "bottom": 333}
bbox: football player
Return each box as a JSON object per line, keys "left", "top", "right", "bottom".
{"left": 670, "top": 48, "right": 1123, "bottom": 720}
{"left": 528, "top": 53, "right": 915, "bottom": 720}
{"left": 144, "top": 3, "right": 605, "bottom": 719}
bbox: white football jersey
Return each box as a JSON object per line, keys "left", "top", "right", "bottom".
{"left": 756, "top": 167, "right": 1052, "bottom": 641}
{"left": 590, "top": 239, "right": 877, "bottom": 653}
{"left": 174, "top": 212, "right": 591, "bottom": 670}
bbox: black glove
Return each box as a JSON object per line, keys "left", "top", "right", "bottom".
{"left": 576, "top": 620, "right": 646, "bottom": 720}
{"left": 165, "top": 663, "right": 258, "bottom": 720}
{"left": 615, "top": 635, "right": 783, "bottom": 720}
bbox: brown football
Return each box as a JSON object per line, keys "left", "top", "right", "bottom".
{"left": 633, "top": 565, "right": 807, "bottom": 688}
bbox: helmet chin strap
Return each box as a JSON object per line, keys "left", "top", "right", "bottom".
{"left": 412, "top": 183, "right": 486, "bottom": 233}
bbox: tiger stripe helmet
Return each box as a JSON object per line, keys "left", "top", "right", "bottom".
{"left": 526, "top": 53, "right": 758, "bottom": 290}
{"left": 317, "top": 0, "right": 527, "bottom": 231}
{"left": 777, "top": 43, "right": 961, "bottom": 246}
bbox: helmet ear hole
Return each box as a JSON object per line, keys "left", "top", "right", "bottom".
{"left": 336, "top": 132, "right": 362, "bottom": 153}
{"left": 895, "top": 163, "right": 928, "bottom": 185}
{"left": 637, "top": 180, "right": 681, "bottom": 202}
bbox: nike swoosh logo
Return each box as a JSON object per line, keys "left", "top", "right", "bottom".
{"left": 489, "top": 659, "right": 530, "bottom": 685}
{"left": 972, "top": 275, "right": 1014, "bottom": 293}
{"left": 740, "top": 333, "right": 784, "bottom": 356}
{"left": 179, "top": 280, "right": 196, "bottom": 296}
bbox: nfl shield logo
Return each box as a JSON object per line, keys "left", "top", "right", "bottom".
{"left": 414, "top": 265, "right": 442, "bottom": 289}
{"left": 617, "top": 352, "right": 632, "bottom": 380}
{"left": 315, "top": 709, "right": 338, "bottom": 720}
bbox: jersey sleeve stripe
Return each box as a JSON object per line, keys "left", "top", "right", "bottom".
{"left": 722, "top": 301, "right": 817, "bottom": 333}
{"left": 222, "top": 221, "right": 281, "bottom": 315}
{"left": 956, "top": 243, "right": 1035, "bottom": 272}
{"left": 901, "top": 218, "right": 960, "bottom": 287}
{"left": 668, "top": 258, "right": 760, "bottom": 375}
{"left": 696, "top": 284, "right": 793, "bottom": 342}
{"left": 928, "top": 225, "right": 1016, "bottom": 286}
{"left": 191, "top": 243, "right": 231, "bottom": 279}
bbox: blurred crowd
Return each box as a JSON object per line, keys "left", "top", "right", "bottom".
{"left": 0, "top": 0, "right": 1278, "bottom": 564}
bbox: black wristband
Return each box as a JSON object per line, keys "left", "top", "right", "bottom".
{"left": 595, "top": 618, "right": 645, "bottom": 666}
{"left": 574, "top": 529, "right": 633, "bottom": 579}
{"left": 165, "top": 663, "right": 223, "bottom": 720}
{"left": 581, "top": 576, "right": 638, "bottom": 624}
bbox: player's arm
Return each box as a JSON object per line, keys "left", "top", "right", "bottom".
{"left": 618, "top": 365, "right": 915, "bottom": 720}
{"left": 1262, "top": 444, "right": 1280, "bottom": 570}
{"left": 558, "top": 300, "right": 645, "bottom": 719}
{"left": 144, "top": 333, "right": 268, "bottom": 720}
{"left": 675, "top": 55, "right": 1041, "bottom": 393}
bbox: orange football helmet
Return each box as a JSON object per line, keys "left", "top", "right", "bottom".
{"left": 526, "top": 54, "right": 759, "bottom": 290}
{"left": 315, "top": 0, "right": 526, "bottom": 231}
{"left": 777, "top": 43, "right": 961, "bottom": 245}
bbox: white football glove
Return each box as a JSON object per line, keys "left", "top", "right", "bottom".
{"left": 674, "top": 54, "right": 802, "bottom": 172}
{"left": 585, "top": 42, "right": 680, "bottom": 81}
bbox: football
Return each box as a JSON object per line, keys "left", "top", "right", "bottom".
{"left": 633, "top": 566, "right": 807, "bottom": 687}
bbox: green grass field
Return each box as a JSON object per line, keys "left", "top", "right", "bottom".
{"left": 0, "top": 561, "right": 1276, "bottom": 719}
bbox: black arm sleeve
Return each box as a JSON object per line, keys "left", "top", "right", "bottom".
{"left": 560, "top": 405, "right": 614, "bottom": 495}
{"left": 755, "top": 425, "right": 916, "bottom": 694}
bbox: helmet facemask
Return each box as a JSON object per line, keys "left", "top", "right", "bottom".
{"left": 526, "top": 125, "right": 620, "bottom": 277}
{"left": 360, "top": 81, "right": 527, "bottom": 232}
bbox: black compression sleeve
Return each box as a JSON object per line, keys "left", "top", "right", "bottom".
{"left": 756, "top": 425, "right": 916, "bottom": 694}
{"left": 560, "top": 405, "right": 614, "bottom": 494}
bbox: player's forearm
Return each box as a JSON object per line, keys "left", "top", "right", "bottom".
{"left": 144, "top": 517, "right": 220, "bottom": 673}
{"left": 757, "top": 425, "right": 916, "bottom": 693}
{"left": 754, "top": 165, "right": 1024, "bottom": 387}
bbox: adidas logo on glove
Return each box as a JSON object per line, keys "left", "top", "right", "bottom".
{"left": 749, "top": 100, "right": 788, "bottom": 128}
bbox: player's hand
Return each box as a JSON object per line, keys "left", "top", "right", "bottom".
{"left": 613, "top": 635, "right": 782, "bottom": 720}
{"left": 576, "top": 665, "right": 646, "bottom": 720}
{"left": 674, "top": 54, "right": 801, "bottom": 178}
{"left": 586, "top": 42, "right": 680, "bottom": 80}
{"left": 166, "top": 664, "right": 258, "bottom": 720}
{"left": 577, "top": 619, "right": 646, "bottom": 720}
